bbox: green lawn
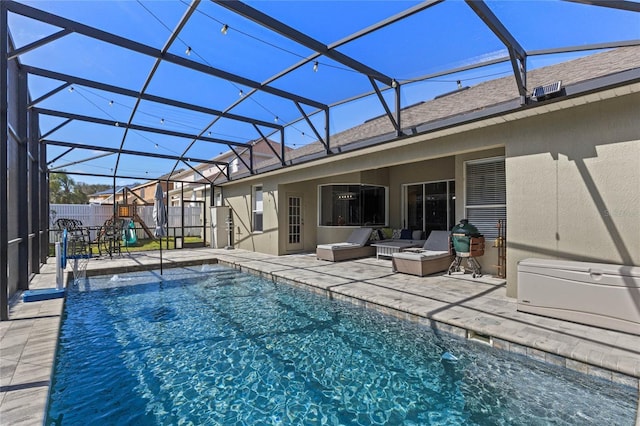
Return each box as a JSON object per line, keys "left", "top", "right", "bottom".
{"left": 49, "top": 236, "right": 205, "bottom": 256}
{"left": 123, "top": 236, "right": 204, "bottom": 251}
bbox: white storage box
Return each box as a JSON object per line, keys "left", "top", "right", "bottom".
{"left": 517, "top": 258, "right": 640, "bottom": 335}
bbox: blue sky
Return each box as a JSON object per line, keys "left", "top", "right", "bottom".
{"left": 8, "top": 0, "right": 640, "bottom": 185}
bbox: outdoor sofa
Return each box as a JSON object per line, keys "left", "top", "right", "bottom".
{"left": 391, "top": 230, "right": 454, "bottom": 277}
{"left": 370, "top": 228, "right": 426, "bottom": 259}
{"left": 316, "top": 228, "right": 375, "bottom": 262}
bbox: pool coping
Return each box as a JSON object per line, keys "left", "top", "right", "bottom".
{"left": 1, "top": 249, "right": 638, "bottom": 425}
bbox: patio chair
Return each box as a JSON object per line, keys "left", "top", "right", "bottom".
{"left": 54, "top": 218, "right": 90, "bottom": 256}
{"left": 98, "top": 218, "right": 127, "bottom": 257}
{"left": 316, "top": 228, "right": 375, "bottom": 262}
{"left": 391, "top": 230, "right": 454, "bottom": 276}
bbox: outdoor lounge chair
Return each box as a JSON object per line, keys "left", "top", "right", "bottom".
{"left": 391, "top": 230, "right": 454, "bottom": 276}
{"left": 316, "top": 228, "right": 375, "bottom": 262}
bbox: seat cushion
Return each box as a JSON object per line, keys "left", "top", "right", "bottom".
{"left": 316, "top": 242, "right": 361, "bottom": 251}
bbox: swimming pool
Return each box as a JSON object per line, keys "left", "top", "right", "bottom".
{"left": 46, "top": 265, "right": 637, "bottom": 425}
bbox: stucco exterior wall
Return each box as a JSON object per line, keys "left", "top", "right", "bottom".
{"left": 454, "top": 147, "right": 506, "bottom": 280}
{"left": 220, "top": 90, "right": 638, "bottom": 300}
{"left": 221, "top": 179, "right": 278, "bottom": 255}
{"left": 505, "top": 92, "right": 640, "bottom": 297}
{"left": 277, "top": 180, "right": 318, "bottom": 254}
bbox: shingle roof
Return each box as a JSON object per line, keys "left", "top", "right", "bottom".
{"left": 253, "top": 46, "right": 640, "bottom": 171}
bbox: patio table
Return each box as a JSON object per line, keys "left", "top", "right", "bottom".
{"left": 371, "top": 240, "right": 421, "bottom": 260}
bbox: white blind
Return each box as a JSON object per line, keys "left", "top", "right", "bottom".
{"left": 253, "top": 186, "right": 263, "bottom": 232}
{"left": 466, "top": 158, "right": 506, "bottom": 239}
{"left": 466, "top": 160, "right": 505, "bottom": 206}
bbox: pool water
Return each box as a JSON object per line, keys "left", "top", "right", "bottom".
{"left": 46, "top": 265, "right": 637, "bottom": 425}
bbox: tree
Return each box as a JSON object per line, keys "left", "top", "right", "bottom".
{"left": 49, "top": 172, "right": 87, "bottom": 204}
{"left": 76, "top": 182, "right": 110, "bottom": 200}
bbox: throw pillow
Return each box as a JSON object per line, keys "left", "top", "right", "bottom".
{"left": 382, "top": 228, "right": 393, "bottom": 239}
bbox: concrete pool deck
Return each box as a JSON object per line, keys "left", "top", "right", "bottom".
{"left": 1, "top": 248, "right": 639, "bottom": 425}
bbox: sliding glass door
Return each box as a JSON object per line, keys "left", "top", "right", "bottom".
{"left": 404, "top": 180, "right": 455, "bottom": 234}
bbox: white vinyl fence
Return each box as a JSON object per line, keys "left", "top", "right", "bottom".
{"left": 49, "top": 204, "right": 204, "bottom": 243}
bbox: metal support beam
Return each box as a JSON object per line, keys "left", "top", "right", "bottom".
{"left": 43, "top": 139, "right": 228, "bottom": 166}
{"left": 294, "top": 102, "right": 326, "bottom": 150}
{"left": 34, "top": 108, "right": 251, "bottom": 149}
{"left": 227, "top": 145, "right": 253, "bottom": 175}
{"left": 23, "top": 66, "right": 283, "bottom": 130}
{"left": 115, "top": 0, "right": 200, "bottom": 176}
{"left": 29, "top": 109, "right": 41, "bottom": 274}
{"left": 180, "top": 160, "right": 213, "bottom": 184}
{"left": 368, "top": 76, "right": 401, "bottom": 135}
{"left": 465, "top": 0, "right": 527, "bottom": 99}
{"left": 529, "top": 40, "right": 640, "bottom": 56}
{"left": 1, "top": 1, "right": 9, "bottom": 320}
{"left": 211, "top": 162, "right": 229, "bottom": 181}
{"left": 8, "top": 28, "right": 72, "bottom": 61}
{"left": 5, "top": 1, "right": 326, "bottom": 109}
{"left": 47, "top": 146, "right": 75, "bottom": 166}
{"left": 39, "top": 117, "right": 72, "bottom": 140}
{"left": 49, "top": 151, "right": 114, "bottom": 171}
{"left": 252, "top": 124, "right": 284, "bottom": 166}
{"left": 213, "top": 0, "right": 442, "bottom": 144}
{"left": 17, "top": 69, "right": 29, "bottom": 290}
{"left": 255, "top": 0, "right": 443, "bottom": 87}
{"left": 38, "top": 113, "right": 47, "bottom": 264}
{"left": 280, "top": 129, "right": 286, "bottom": 165}
{"left": 324, "top": 108, "right": 331, "bottom": 155}
{"left": 28, "top": 81, "right": 71, "bottom": 108}
{"left": 213, "top": 0, "right": 394, "bottom": 86}
{"left": 394, "top": 83, "right": 402, "bottom": 137}
{"left": 563, "top": 0, "right": 640, "bottom": 12}
{"left": 55, "top": 169, "right": 205, "bottom": 184}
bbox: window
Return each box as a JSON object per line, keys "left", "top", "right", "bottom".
{"left": 252, "top": 185, "right": 263, "bottom": 232}
{"left": 465, "top": 157, "right": 506, "bottom": 239}
{"left": 319, "top": 184, "right": 387, "bottom": 226}
{"left": 404, "top": 180, "right": 455, "bottom": 234}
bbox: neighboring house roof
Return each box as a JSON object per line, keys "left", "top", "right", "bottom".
{"left": 90, "top": 184, "right": 137, "bottom": 197}
{"left": 132, "top": 171, "right": 182, "bottom": 189}
{"left": 172, "top": 138, "right": 287, "bottom": 186}
{"left": 250, "top": 46, "right": 640, "bottom": 172}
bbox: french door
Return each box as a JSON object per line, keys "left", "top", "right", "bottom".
{"left": 286, "top": 194, "right": 304, "bottom": 252}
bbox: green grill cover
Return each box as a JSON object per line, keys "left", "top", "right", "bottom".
{"left": 451, "top": 219, "right": 481, "bottom": 253}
